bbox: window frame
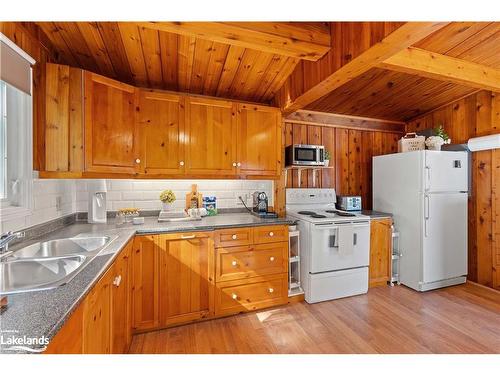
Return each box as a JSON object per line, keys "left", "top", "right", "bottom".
{"left": 0, "top": 80, "right": 33, "bottom": 222}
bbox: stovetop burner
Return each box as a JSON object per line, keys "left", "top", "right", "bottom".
{"left": 310, "top": 214, "right": 327, "bottom": 218}
{"left": 298, "top": 211, "right": 316, "bottom": 215}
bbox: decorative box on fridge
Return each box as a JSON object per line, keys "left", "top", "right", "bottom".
{"left": 398, "top": 133, "right": 425, "bottom": 153}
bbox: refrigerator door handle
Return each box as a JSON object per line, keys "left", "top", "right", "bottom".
{"left": 424, "top": 194, "right": 430, "bottom": 237}
{"left": 425, "top": 166, "right": 431, "bottom": 191}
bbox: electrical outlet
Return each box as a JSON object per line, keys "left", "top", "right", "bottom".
{"left": 55, "top": 195, "right": 62, "bottom": 211}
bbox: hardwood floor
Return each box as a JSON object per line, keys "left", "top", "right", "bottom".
{"left": 128, "top": 282, "right": 500, "bottom": 354}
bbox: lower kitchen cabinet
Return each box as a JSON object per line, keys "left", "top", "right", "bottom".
{"left": 157, "top": 232, "right": 215, "bottom": 327}
{"left": 132, "top": 235, "right": 160, "bottom": 332}
{"left": 82, "top": 268, "right": 112, "bottom": 354}
{"left": 44, "top": 303, "right": 84, "bottom": 354}
{"left": 110, "top": 240, "right": 133, "bottom": 354}
{"left": 45, "top": 225, "right": 290, "bottom": 353}
{"left": 369, "top": 218, "right": 393, "bottom": 287}
{"left": 215, "top": 274, "right": 288, "bottom": 317}
{"left": 216, "top": 242, "right": 288, "bottom": 283}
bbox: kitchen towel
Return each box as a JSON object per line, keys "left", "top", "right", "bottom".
{"left": 338, "top": 225, "right": 354, "bottom": 256}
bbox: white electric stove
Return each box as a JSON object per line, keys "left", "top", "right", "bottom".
{"left": 286, "top": 188, "right": 371, "bottom": 303}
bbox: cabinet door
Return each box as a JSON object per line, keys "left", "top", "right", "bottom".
{"left": 158, "top": 232, "right": 215, "bottom": 326}
{"left": 369, "top": 218, "right": 392, "bottom": 287}
{"left": 185, "top": 97, "right": 237, "bottom": 176}
{"left": 82, "top": 269, "right": 112, "bottom": 354}
{"left": 44, "top": 63, "right": 84, "bottom": 173}
{"left": 137, "top": 90, "right": 185, "bottom": 175}
{"left": 132, "top": 235, "right": 159, "bottom": 332}
{"left": 237, "top": 104, "right": 281, "bottom": 177}
{"left": 111, "top": 240, "right": 132, "bottom": 353}
{"left": 84, "top": 72, "right": 139, "bottom": 174}
{"left": 44, "top": 303, "right": 84, "bottom": 354}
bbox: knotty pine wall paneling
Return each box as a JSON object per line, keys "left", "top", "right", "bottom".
{"left": 407, "top": 91, "right": 500, "bottom": 290}
{"left": 284, "top": 122, "right": 400, "bottom": 210}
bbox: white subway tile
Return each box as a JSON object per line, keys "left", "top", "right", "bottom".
{"left": 122, "top": 191, "right": 144, "bottom": 200}
{"left": 110, "top": 180, "right": 134, "bottom": 191}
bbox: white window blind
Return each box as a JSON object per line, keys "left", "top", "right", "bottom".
{"left": 0, "top": 33, "right": 35, "bottom": 96}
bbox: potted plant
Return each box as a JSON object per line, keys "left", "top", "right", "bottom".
{"left": 324, "top": 149, "right": 331, "bottom": 167}
{"left": 425, "top": 124, "right": 451, "bottom": 151}
{"left": 159, "top": 189, "right": 176, "bottom": 211}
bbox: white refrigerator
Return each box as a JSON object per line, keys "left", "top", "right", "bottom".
{"left": 373, "top": 150, "right": 468, "bottom": 291}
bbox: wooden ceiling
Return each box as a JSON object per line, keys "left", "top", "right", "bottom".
{"left": 30, "top": 21, "right": 500, "bottom": 122}
{"left": 415, "top": 22, "right": 500, "bottom": 68}
{"left": 35, "top": 22, "right": 332, "bottom": 103}
{"left": 306, "top": 68, "right": 478, "bottom": 120}
{"left": 288, "top": 22, "right": 500, "bottom": 122}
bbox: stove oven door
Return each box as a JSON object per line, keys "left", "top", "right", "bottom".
{"left": 310, "top": 221, "right": 370, "bottom": 273}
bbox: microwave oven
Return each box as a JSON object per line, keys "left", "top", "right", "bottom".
{"left": 285, "top": 144, "right": 325, "bottom": 166}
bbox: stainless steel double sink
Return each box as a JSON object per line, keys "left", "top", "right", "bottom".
{"left": 0, "top": 236, "right": 115, "bottom": 295}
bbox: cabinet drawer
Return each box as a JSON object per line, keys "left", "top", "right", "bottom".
{"left": 216, "top": 243, "right": 288, "bottom": 282}
{"left": 214, "top": 227, "right": 253, "bottom": 247}
{"left": 215, "top": 274, "right": 287, "bottom": 317}
{"left": 253, "top": 225, "right": 288, "bottom": 244}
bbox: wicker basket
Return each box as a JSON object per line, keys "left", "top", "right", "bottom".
{"left": 398, "top": 133, "right": 425, "bottom": 153}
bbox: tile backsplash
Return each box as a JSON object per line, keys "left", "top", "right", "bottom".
{"left": 1, "top": 178, "right": 273, "bottom": 232}
{"left": 1, "top": 179, "right": 76, "bottom": 232}
{"left": 76, "top": 179, "right": 273, "bottom": 212}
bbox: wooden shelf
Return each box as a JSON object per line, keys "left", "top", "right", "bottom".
{"left": 283, "top": 166, "right": 334, "bottom": 187}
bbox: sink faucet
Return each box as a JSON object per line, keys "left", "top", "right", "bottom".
{"left": 0, "top": 231, "right": 25, "bottom": 256}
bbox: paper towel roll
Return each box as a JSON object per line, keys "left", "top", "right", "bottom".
{"left": 467, "top": 134, "right": 500, "bottom": 152}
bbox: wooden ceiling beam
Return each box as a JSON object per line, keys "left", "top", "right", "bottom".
{"left": 285, "top": 110, "right": 406, "bottom": 133}
{"left": 379, "top": 47, "right": 500, "bottom": 92}
{"left": 280, "top": 22, "right": 450, "bottom": 115}
{"left": 137, "top": 22, "right": 330, "bottom": 61}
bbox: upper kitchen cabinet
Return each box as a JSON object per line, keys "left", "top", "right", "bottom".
{"left": 84, "top": 72, "right": 139, "bottom": 174}
{"left": 237, "top": 104, "right": 282, "bottom": 177}
{"left": 185, "top": 97, "right": 237, "bottom": 176}
{"left": 137, "top": 90, "right": 185, "bottom": 176}
{"left": 39, "top": 63, "right": 282, "bottom": 179}
{"left": 43, "top": 63, "right": 84, "bottom": 173}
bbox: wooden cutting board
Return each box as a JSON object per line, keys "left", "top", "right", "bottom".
{"left": 185, "top": 184, "right": 203, "bottom": 210}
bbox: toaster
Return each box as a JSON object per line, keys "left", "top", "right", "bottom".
{"left": 336, "top": 195, "right": 362, "bottom": 211}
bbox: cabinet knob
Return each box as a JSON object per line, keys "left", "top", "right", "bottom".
{"left": 231, "top": 293, "right": 238, "bottom": 300}
{"left": 237, "top": 162, "right": 241, "bottom": 167}
{"left": 269, "top": 256, "right": 275, "bottom": 262}
{"left": 231, "top": 260, "right": 238, "bottom": 267}
{"left": 268, "top": 288, "right": 274, "bottom": 293}
{"left": 269, "top": 231, "right": 274, "bottom": 237}
{"left": 231, "top": 234, "right": 237, "bottom": 240}
{"left": 113, "top": 275, "right": 122, "bottom": 287}
{"left": 135, "top": 158, "right": 141, "bottom": 164}
{"left": 179, "top": 161, "right": 185, "bottom": 166}
{"left": 232, "top": 162, "right": 237, "bottom": 167}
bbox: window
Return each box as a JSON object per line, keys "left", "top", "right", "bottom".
{"left": 0, "top": 79, "right": 33, "bottom": 216}
{"left": 0, "top": 33, "right": 35, "bottom": 224}
{"left": 0, "top": 81, "right": 6, "bottom": 201}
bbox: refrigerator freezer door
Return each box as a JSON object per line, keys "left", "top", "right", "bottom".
{"left": 424, "top": 151, "right": 468, "bottom": 192}
{"left": 422, "top": 192, "right": 468, "bottom": 283}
